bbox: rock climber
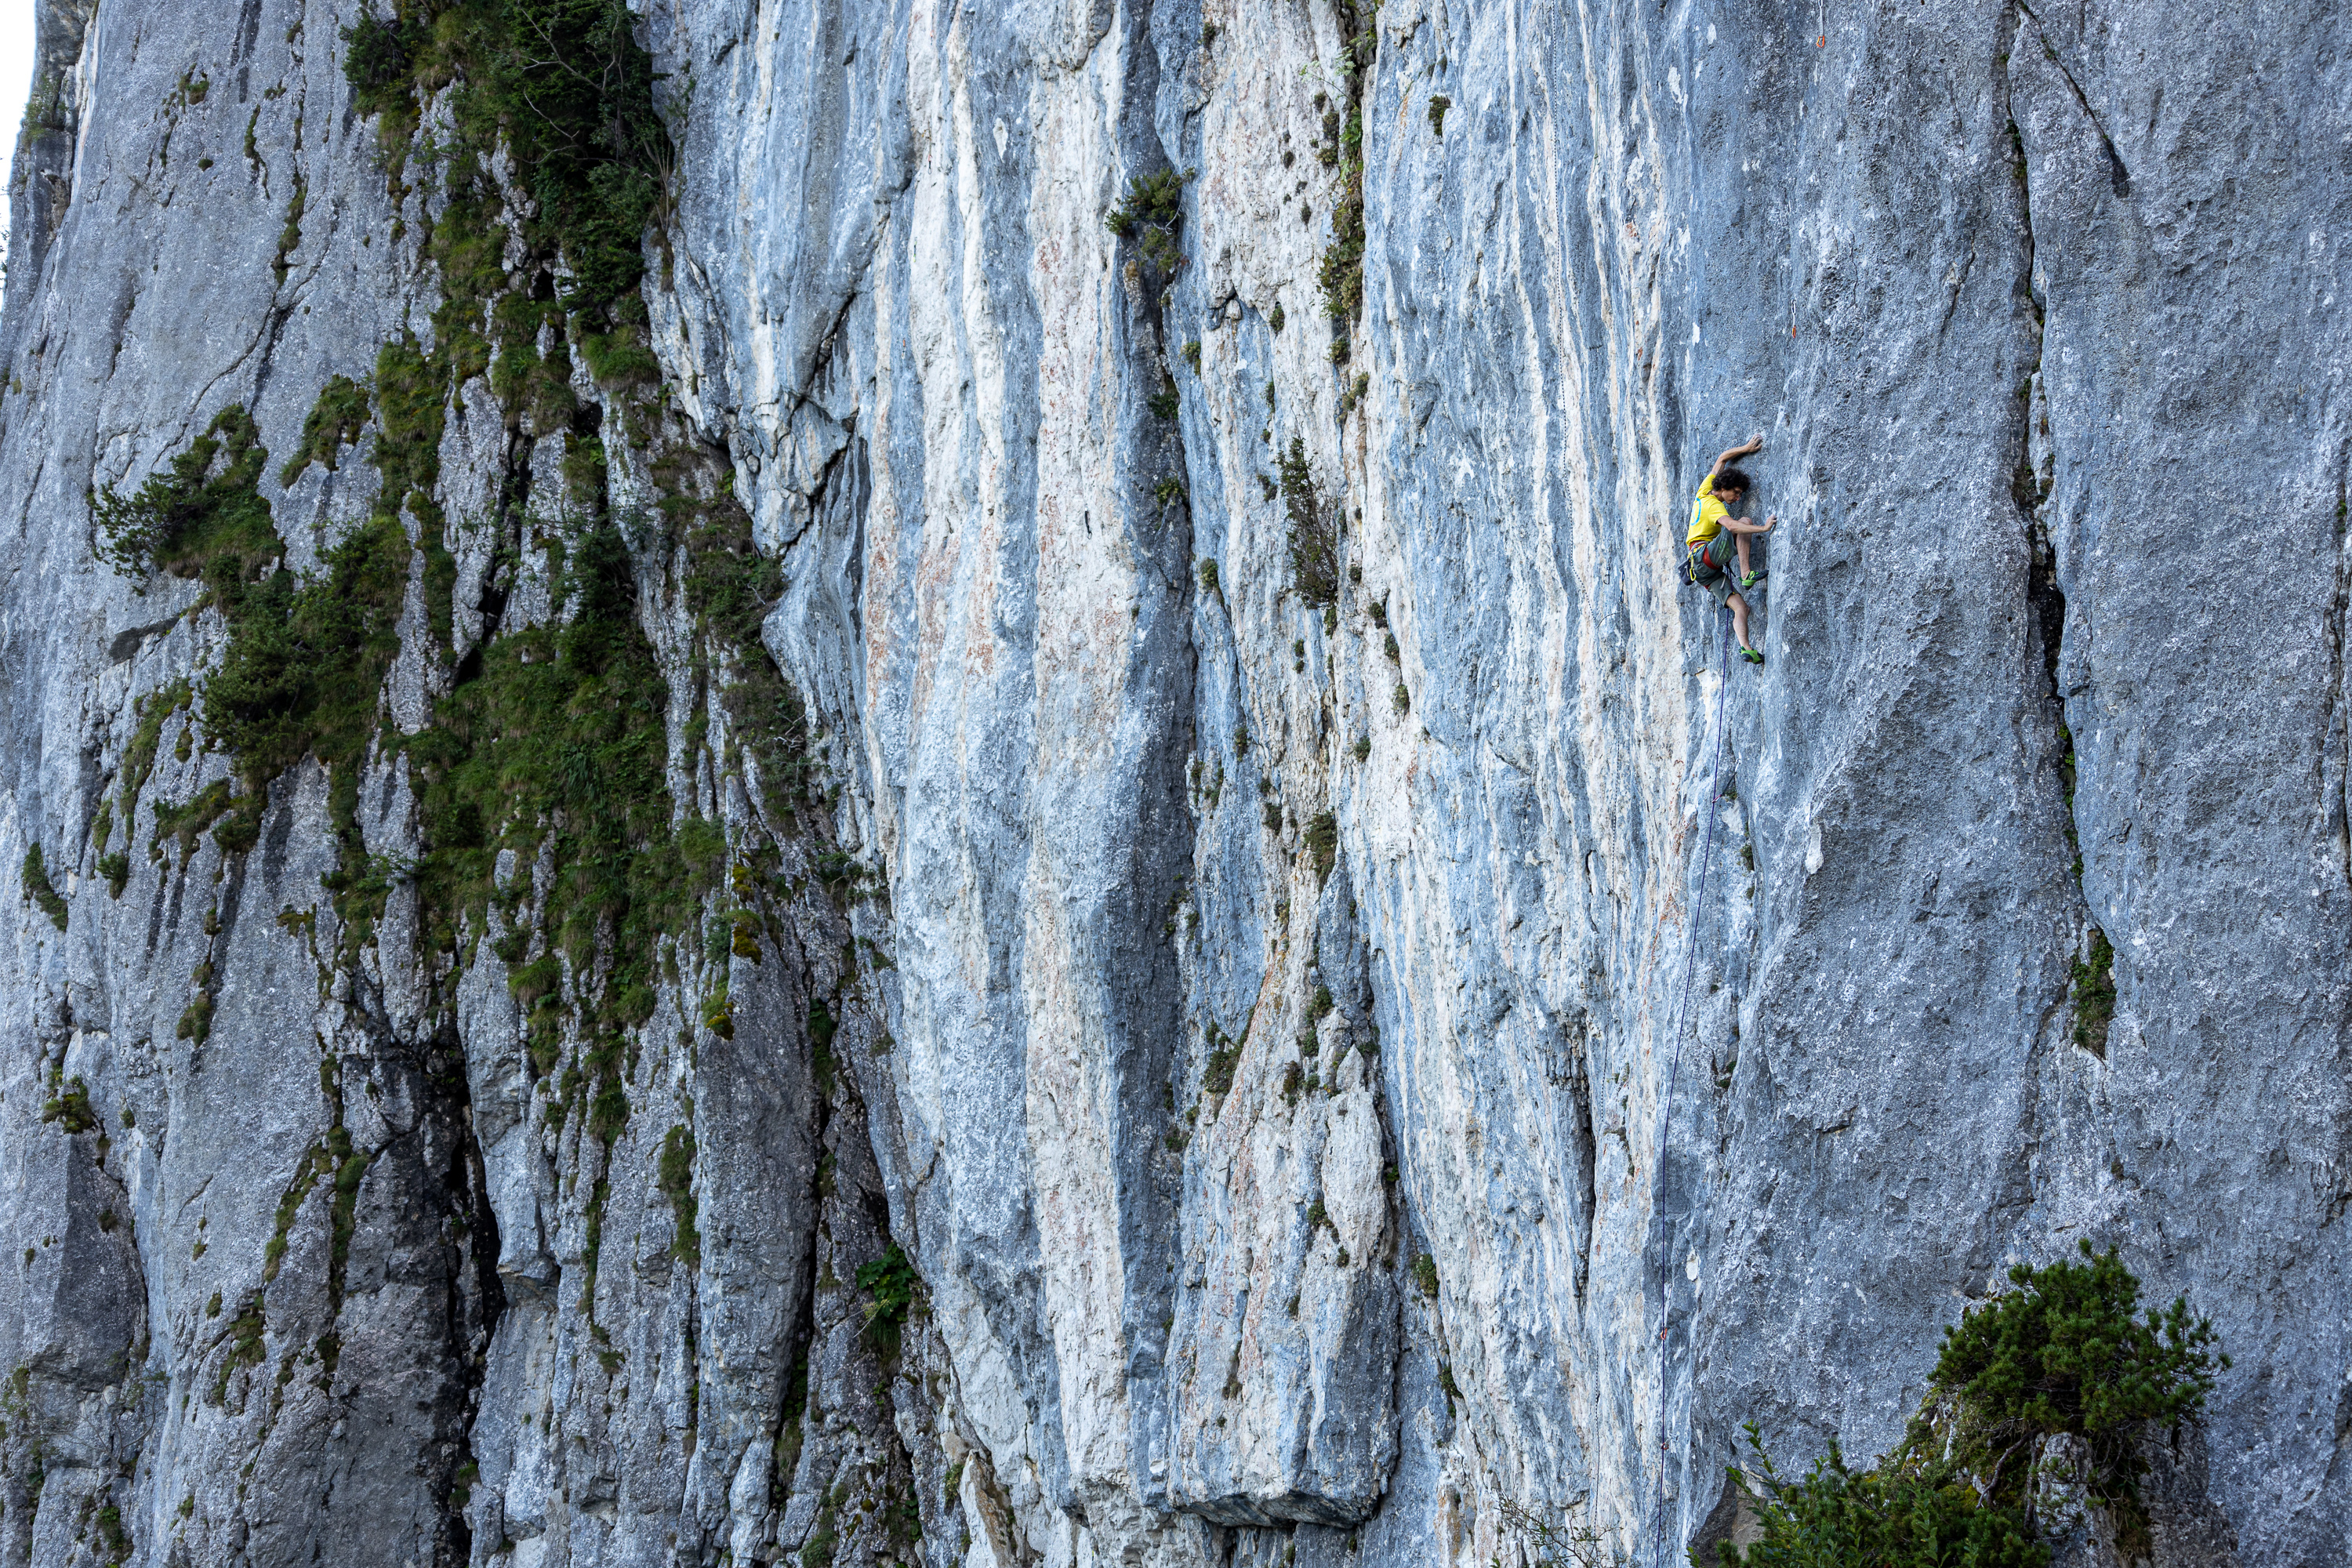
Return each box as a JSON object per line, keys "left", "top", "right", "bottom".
{"left": 1686, "top": 432, "right": 1777, "bottom": 666}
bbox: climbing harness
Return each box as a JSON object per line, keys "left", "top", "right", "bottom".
{"left": 1646, "top": 611, "right": 1734, "bottom": 1568}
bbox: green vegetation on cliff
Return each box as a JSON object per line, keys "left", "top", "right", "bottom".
{"left": 88, "top": 0, "right": 819, "bottom": 1107}
{"left": 1719, "top": 1245, "right": 2224, "bottom": 1566}
{"left": 344, "top": 0, "right": 664, "bottom": 371}
{"left": 94, "top": 408, "right": 409, "bottom": 858}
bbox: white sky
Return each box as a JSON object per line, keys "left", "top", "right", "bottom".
{"left": 0, "top": 0, "right": 35, "bottom": 267}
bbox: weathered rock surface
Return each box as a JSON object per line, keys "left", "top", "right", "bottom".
{"left": 0, "top": 1, "right": 2344, "bottom": 1566}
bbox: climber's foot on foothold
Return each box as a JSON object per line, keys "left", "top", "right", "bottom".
{"left": 1740, "top": 646, "right": 1765, "bottom": 666}
{"left": 1740, "top": 569, "right": 1766, "bottom": 588}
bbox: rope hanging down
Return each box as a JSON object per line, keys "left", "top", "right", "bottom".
{"left": 1649, "top": 610, "right": 1734, "bottom": 1568}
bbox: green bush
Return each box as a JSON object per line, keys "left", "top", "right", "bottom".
{"left": 1721, "top": 1246, "right": 2224, "bottom": 1566}
{"left": 1722, "top": 1432, "right": 2046, "bottom": 1568}
{"left": 93, "top": 407, "right": 278, "bottom": 578}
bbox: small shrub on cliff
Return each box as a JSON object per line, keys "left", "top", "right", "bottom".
{"left": 93, "top": 407, "right": 278, "bottom": 579}
{"left": 1303, "top": 812, "right": 1338, "bottom": 882}
{"left": 1104, "top": 168, "right": 1185, "bottom": 273}
{"left": 856, "top": 1244, "right": 922, "bottom": 1359}
{"left": 1279, "top": 437, "right": 1341, "bottom": 606}
{"left": 21, "top": 844, "right": 66, "bottom": 930}
{"left": 1203, "top": 1034, "right": 1240, "bottom": 1095}
{"left": 1719, "top": 1245, "right": 2223, "bottom": 1566}
{"left": 40, "top": 1073, "right": 96, "bottom": 1134}
{"left": 2071, "top": 927, "right": 2115, "bottom": 1056}
{"left": 1494, "top": 1496, "right": 1611, "bottom": 1568}
{"left": 658, "top": 1123, "right": 699, "bottom": 1264}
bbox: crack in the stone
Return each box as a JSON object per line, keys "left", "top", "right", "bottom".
{"left": 2015, "top": 1, "right": 2133, "bottom": 200}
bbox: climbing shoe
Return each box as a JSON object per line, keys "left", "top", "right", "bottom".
{"left": 1739, "top": 646, "right": 1765, "bottom": 666}
{"left": 1739, "top": 568, "right": 1767, "bottom": 589}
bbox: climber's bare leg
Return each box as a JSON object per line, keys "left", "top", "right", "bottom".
{"left": 1736, "top": 532, "right": 1753, "bottom": 582}
{"left": 1730, "top": 592, "right": 1752, "bottom": 651}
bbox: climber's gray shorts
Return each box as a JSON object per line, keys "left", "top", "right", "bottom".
{"left": 1688, "top": 539, "right": 1736, "bottom": 606}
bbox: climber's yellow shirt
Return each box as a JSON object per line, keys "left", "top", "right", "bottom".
{"left": 1686, "top": 472, "right": 1730, "bottom": 546}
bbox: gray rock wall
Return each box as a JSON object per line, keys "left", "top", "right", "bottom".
{"left": 0, "top": 1, "right": 2343, "bottom": 1566}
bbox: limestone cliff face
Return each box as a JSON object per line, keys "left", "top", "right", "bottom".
{"left": 0, "top": 2, "right": 2344, "bottom": 1566}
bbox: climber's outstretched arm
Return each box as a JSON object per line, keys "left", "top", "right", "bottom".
{"left": 1722, "top": 512, "right": 1779, "bottom": 536}
{"left": 1710, "top": 432, "right": 1764, "bottom": 481}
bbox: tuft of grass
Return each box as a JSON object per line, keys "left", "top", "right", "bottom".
{"left": 1303, "top": 811, "right": 1338, "bottom": 882}
{"left": 406, "top": 522, "right": 728, "bottom": 1044}
{"left": 2071, "top": 927, "right": 2115, "bottom": 1056}
{"left": 21, "top": 844, "right": 67, "bottom": 930}
{"left": 273, "top": 177, "right": 307, "bottom": 281}
{"left": 94, "top": 407, "right": 408, "bottom": 866}
{"left": 212, "top": 1294, "right": 267, "bottom": 1405}
{"left": 1428, "top": 95, "right": 1450, "bottom": 135}
{"left": 40, "top": 1073, "right": 97, "bottom": 1134}
{"left": 278, "top": 376, "right": 372, "bottom": 485}
{"left": 1203, "top": 1029, "right": 1240, "bottom": 1095}
{"left": 1316, "top": 9, "right": 1375, "bottom": 331}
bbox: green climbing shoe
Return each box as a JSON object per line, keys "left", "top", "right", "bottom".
{"left": 1740, "top": 646, "right": 1765, "bottom": 666}
{"left": 1739, "top": 568, "right": 1767, "bottom": 589}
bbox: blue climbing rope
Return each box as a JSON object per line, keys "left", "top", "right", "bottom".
{"left": 1650, "top": 611, "right": 1734, "bottom": 1568}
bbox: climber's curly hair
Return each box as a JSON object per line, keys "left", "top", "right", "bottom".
{"left": 1713, "top": 466, "right": 1751, "bottom": 497}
